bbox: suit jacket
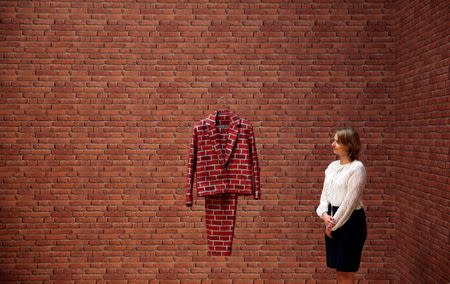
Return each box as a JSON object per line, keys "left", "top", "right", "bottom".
{"left": 185, "top": 110, "right": 260, "bottom": 205}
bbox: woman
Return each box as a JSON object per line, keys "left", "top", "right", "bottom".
{"left": 316, "top": 127, "right": 367, "bottom": 283}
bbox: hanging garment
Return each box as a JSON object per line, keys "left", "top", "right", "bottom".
{"left": 185, "top": 109, "right": 260, "bottom": 205}
{"left": 185, "top": 109, "right": 260, "bottom": 255}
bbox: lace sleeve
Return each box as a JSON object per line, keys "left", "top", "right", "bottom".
{"left": 316, "top": 169, "right": 330, "bottom": 217}
{"left": 331, "top": 164, "right": 366, "bottom": 230}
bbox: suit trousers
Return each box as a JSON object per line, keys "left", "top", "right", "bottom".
{"left": 204, "top": 193, "right": 238, "bottom": 256}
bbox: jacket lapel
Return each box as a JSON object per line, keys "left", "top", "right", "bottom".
{"left": 223, "top": 115, "right": 240, "bottom": 165}
{"left": 207, "top": 110, "right": 240, "bottom": 165}
{"left": 206, "top": 112, "right": 225, "bottom": 165}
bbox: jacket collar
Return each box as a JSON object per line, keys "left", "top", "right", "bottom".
{"left": 205, "top": 110, "right": 241, "bottom": 165}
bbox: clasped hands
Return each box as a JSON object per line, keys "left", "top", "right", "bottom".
{"left": 322, "top": 213, "right": 336, "bottom": 239}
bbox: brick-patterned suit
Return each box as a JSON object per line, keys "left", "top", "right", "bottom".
{"left": 186, "top": 110, "right": 260, "bottom": 255}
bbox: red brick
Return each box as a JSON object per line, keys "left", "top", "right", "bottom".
{"left": 0, "top": 0, "right": 446, "bottom": 282}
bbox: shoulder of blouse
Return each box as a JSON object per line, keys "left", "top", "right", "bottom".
{"left": 325, "top": 160, "right": 340, "bottom": 172}
{"left": 350, "top": 160, "right": 365, "bottom": 170}
{"left": 329, "top": 160, "right": 341, "bottom": 168}
{"left": 349, "top": 160, "right": 367, "bottom": 179}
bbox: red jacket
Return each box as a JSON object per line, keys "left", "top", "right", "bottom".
{"left": 185, "top": 110, "right": 260, "bottom": 205}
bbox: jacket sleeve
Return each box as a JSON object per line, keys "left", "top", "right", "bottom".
{"left": 248, "top": 125, "right": 261, "bottom": 199}
{"left": 185, "top": 127, "right": 197, "bottom": 206}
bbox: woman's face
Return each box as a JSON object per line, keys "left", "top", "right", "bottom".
{"left": 332, "top": 133, "right": 349, "bottom": 158}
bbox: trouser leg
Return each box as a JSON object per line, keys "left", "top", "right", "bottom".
{"left": 204, "top": 193, "right": 238, "bottom": 256}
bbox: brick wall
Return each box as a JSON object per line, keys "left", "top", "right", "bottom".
{"left": 0, "top": 0, "right": 444, "bottom": 282}
{"left": 389, "top": 0, "right": 449, "bottom": 282}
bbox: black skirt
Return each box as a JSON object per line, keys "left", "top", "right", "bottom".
{"left": 325, "top": 204, "right": 367, "bottom": 272}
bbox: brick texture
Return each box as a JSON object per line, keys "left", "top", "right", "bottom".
{"left": 389, "top": 0, "right": 449, "bottom": 282}
{"left": 204, "top": 194, "right": 238, "bottom": 256}
{"left": 185, "top": 110, "right": 260, "bottom": 206}
{"left": 186, "top": 110, "right": 260, "bottom": 256}
{"left": 0, "top": 0, "right": 445, "bottom": 282}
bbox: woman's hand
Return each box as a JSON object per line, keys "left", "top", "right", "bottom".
{"left": 325, "top": 221, "right": 335, "bottom": 238}
{"left": 321, "top": 213, "right": 336, "bottom": 238}
{"left": 321, "top": 213, "right": 334, "bottom": 226}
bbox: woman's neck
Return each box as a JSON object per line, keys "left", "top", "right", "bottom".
{"left": 339, "top": 156, "right": 352, "bottom": 165}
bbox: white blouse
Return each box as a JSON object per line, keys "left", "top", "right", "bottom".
{"left": 316, "top": 160, "right": 367, "bottom": 231}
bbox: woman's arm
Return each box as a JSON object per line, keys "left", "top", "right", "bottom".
{"left": 316, "top": 172, "right": 330, "bottom": 218}
{"left": 331, "top": 164, "right": 366, "bottom": 231}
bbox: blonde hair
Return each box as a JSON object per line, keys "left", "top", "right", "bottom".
{"left": 335, "top": 127, "right": 361, "bottom": 161}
